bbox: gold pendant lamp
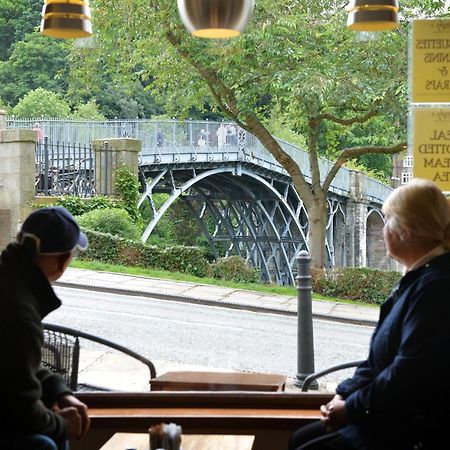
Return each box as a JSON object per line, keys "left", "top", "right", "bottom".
{"left": 177, "top": 0, "right": 254, "bottom": 39}
{"left": 347, "top": 0, "right": 399, "bottom": 31}
{"left": 40, "top": 0, "right": 93, "bottom": 39}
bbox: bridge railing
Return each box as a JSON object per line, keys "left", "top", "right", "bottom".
{"left": 364, "top": 177, "right": 393, "bottom": 204}
{"left": 9, "top": 117, "right": 389, "bottom": 202}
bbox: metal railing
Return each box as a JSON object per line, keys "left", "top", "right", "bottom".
{"left": 13, "top": 117, "right": 390, "bottom": 202}
{"left": 35, "top": 137, "right": 95, "bottom": 197}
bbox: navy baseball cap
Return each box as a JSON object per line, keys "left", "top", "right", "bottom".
{"left": 19, "top": 207, "right": 88, "bottom": 255}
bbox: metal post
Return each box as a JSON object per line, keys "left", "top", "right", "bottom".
{"left": 295, "top": 250, "right": 318, "bottom": 389}
{"left": 43, "top": 136, "right": 49, "bottom": 195}
{"left": 103, "top": 141, "right": 108, "bottom": 195}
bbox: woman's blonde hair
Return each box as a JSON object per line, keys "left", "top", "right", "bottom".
{"left": 382, "top": 178, "right": 450, "bottom": 249}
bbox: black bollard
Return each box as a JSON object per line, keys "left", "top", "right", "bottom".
{"left": 295, "top": 250, "right": 318, "bottom": 390}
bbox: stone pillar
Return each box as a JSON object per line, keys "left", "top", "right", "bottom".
{"left": 0, "top": 129, "right": 37, "bottom": 251}
{"left": 0, "top": 110, "right": 7, "bottom": 130}
{"left": 91, "top": 138, "right": 141, "bottom": 196}
{"left": 345, "top": 170, "right": 368, "bottom": 267}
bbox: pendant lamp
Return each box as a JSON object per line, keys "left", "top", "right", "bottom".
{"left": 40, "top": 0, "right": 93, "bottom": 39}
{"left": 177, "top": 0, "right": 254, "bottom": 39}
{"left": 347, "top": 0, "right": 399, "bottom": 31}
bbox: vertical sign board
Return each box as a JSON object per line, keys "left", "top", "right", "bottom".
{"left": 412, "top": 19, "right": 450, "bottom": 103}
{"left": 413, "top": 108, "right": 450, "bottom": 192}
{"left": 411, "top": 19, "right": 450, "bottom": 192}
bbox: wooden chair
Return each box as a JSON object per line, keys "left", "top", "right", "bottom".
{"left": 300, "top": 360, "right": 365, "bottom": 392}
{"left": 41, "top": 323, "right": 157, "bottom": 391}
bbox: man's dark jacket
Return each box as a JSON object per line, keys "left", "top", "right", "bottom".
{"left": 0, "top": 243, "right": 71, "bottom": 446}
{"left": 336, "top": 252, "right": 450, "bottom": 449}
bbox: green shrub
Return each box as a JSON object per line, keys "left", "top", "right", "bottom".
{"left": 312, "top": 267, "right": 402, "bottom": 304}
{"left": 162, "top": 246, "right": 209, "bottom": 277}
{"left": 76, "top": 208, "right": 140, "bottom": 241}
{"left": 80, "top": 230, "right": 120, "bottom": 262}
{"left": 114, "top": 165, "right": 141, "bottom": 224}
{"left": 209, "top": 256, "right": 259, "bottom": 283}
{"left": 79, "top": 230, "right": 210, "bottom": 278}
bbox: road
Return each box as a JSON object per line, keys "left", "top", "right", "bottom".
{"left": 48, "top": 286, "right": 374, "bottom": 383}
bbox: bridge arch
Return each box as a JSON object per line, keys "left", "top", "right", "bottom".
{"left": 138, "top": 165, "right": 309, "bottom": 284}
{"left": 366, "top": 208, "right": 387, "bottom": 270}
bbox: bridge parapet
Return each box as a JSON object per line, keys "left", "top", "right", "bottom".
{"left": 7, "top": 117, "right": 391, "bottom": 204}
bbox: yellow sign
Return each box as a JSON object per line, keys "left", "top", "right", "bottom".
{"left": 412, "top": 19, "right": 450, "bottom": 103}
{"left": 413, "top": 108, "right": 450, "bottom": 191}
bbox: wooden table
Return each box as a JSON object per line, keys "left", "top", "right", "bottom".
{"left": 150, "top": 371, "right": 286, "bottom": 392}
{"left": 99, "top": 433, "right": 255, "bottom": 450}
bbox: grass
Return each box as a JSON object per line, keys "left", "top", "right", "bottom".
{"left": 70, "top": 259, "right": 378, "bottom": 308}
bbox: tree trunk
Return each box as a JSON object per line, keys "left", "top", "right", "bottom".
{"left": 305, "top": 197, "right": 328, "bottom": 269}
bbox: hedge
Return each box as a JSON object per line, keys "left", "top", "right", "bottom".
{"left": 312, "top": 267, "right": 402, "bottom": 305}
{"left": 79, "top": 229, "right": 210, "bottom": 277}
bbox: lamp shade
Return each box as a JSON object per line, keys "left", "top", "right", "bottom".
{"left": 40, "top": 0, "right": 93, "bottom": 39}
{"left": 177, "top": 0, "right": 254, "bottom": 39}
{"left": 347, "top": 0, "right": 399, "bottom": 31}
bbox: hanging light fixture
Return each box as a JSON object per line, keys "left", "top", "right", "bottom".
{"left": 347, "top": 0, "right": 399, "bottom": 31}
{"left": 177, "top": 0, "right": 254, "bottom": 39}
{"left": 40, "top": 0, "right": 93, "bottom": 39}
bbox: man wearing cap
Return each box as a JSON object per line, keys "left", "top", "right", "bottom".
{"left": 0, "top": 207, "right": 90, "bottom": 450}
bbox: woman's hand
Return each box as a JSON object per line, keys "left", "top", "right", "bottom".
{"left": 320, "top": 394, "right": 348, "bottom": 432}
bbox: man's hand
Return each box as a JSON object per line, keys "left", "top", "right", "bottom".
{"left": 320, "top": 394, "right": 348, "bottom": 432}
{"left": 53, "top": 394, "right": 90, "bottom": 439}
{"left": 56, "top": 407, "right": 82, "bottom": 440}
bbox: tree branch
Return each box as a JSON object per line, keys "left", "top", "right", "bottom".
{"left": 322, "top": 142, "right": 407, "bottom": 192}
{"left": 317, "top": 109, "right": 379, "bottom": 126}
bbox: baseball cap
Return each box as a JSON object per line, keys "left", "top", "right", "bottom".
{"left": 18, "top": 207, "right": 88, "bottom": 255}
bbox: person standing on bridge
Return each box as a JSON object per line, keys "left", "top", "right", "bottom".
{"left": 0, "top": 207, "right": 90, "bottom": 450}
{"left": 289, "top": 178, "right": 450, "bottom": 450}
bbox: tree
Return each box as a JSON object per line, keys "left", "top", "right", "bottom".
{"left": 0, "top": 0, "right": 42, "bottom": 61}
{"left": 90, "top": 0, "right": 448, "bottom": 268}
{"left": 71, "top": 100, "right": 106, "bottom": 120}
{"left": 68, "top": 46, "right": 165, "bottom": 119}
{"left": 0, "top": 32, "right": 69, "bottom": 106}
{"left": 12, "top": 87, "right": 70, "bottom": 118}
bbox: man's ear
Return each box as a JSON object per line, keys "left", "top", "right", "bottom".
{"left": 56, "top": 252, "right": 73, "bottom": 273}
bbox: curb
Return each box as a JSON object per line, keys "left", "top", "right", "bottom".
{"left": 54, "top": 281, "right": 378, "bottom": 327}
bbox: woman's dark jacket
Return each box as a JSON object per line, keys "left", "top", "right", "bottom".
{"left": 0, "top": 243, "right": 71, "bottom": 445}
{"left": 336, "top": 252, "right": 450, "bottom": 449}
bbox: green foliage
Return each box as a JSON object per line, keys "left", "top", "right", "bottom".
{"left": 344, "top": 159, "right": 389, "bottom": 184}
{"left": 0, "top": 32, "right": 69, "bottom": 106}
{"left": 76, "top": 207, "right": 140, "bottom": 241}
{"left": 266, "top": 114, "right": 307, "bottom": 150}
{"left": 209, "top": 256, "right": 259, "bottom": 284}
{"left": 0, "top": 0, "right": 42, "bottom": 61}
{"left": 71, "top": 100, "right": 106, "bottom": 120}
{"left": 12, "top": 87, "right": 70, "bottom": 118}
{"left": 79, "top": 229, "right": 209, "bottom": 277}
{"left": 0, "top": 96, "right": 10, "bottom": 113}
{"left": 30, "top": 195, "right": 121, "bottom": 216}
{"left": 312, "top": 267, "right": 402, "bottom": 305}
{"left": 114, "top": 165, "right": 141, "bottom": 224}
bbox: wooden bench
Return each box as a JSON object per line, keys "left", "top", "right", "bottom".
{"left": 72, "top": 391, "right": 332, "bottom": 450}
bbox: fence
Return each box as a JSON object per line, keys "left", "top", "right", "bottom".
{"left": 21, "top": 118, "right": 391, "bottom": 202}
{"left": 35, "top": 137, "right": 95, "bottom": 197}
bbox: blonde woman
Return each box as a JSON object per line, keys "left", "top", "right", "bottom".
{"left": 290, "top": 178, "right": 450, "bottom": 450}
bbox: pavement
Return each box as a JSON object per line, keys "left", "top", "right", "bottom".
{"left": 54, "top": 267, "right": 379, "bottom": 392}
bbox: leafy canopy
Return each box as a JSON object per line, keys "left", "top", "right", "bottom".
{"left": 12, "top": 87, "right": 70, "bottom": 118}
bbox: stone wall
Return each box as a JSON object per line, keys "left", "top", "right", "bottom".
{"left": 0, "top": 111, "right": 37, "bottom": 250}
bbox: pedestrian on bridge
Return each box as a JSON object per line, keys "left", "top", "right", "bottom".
{"left": 289, "top": 178, "right": 450, "bottom": 450}
{"left": 0, "top": 207, "right": 90, "bottom": 450}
